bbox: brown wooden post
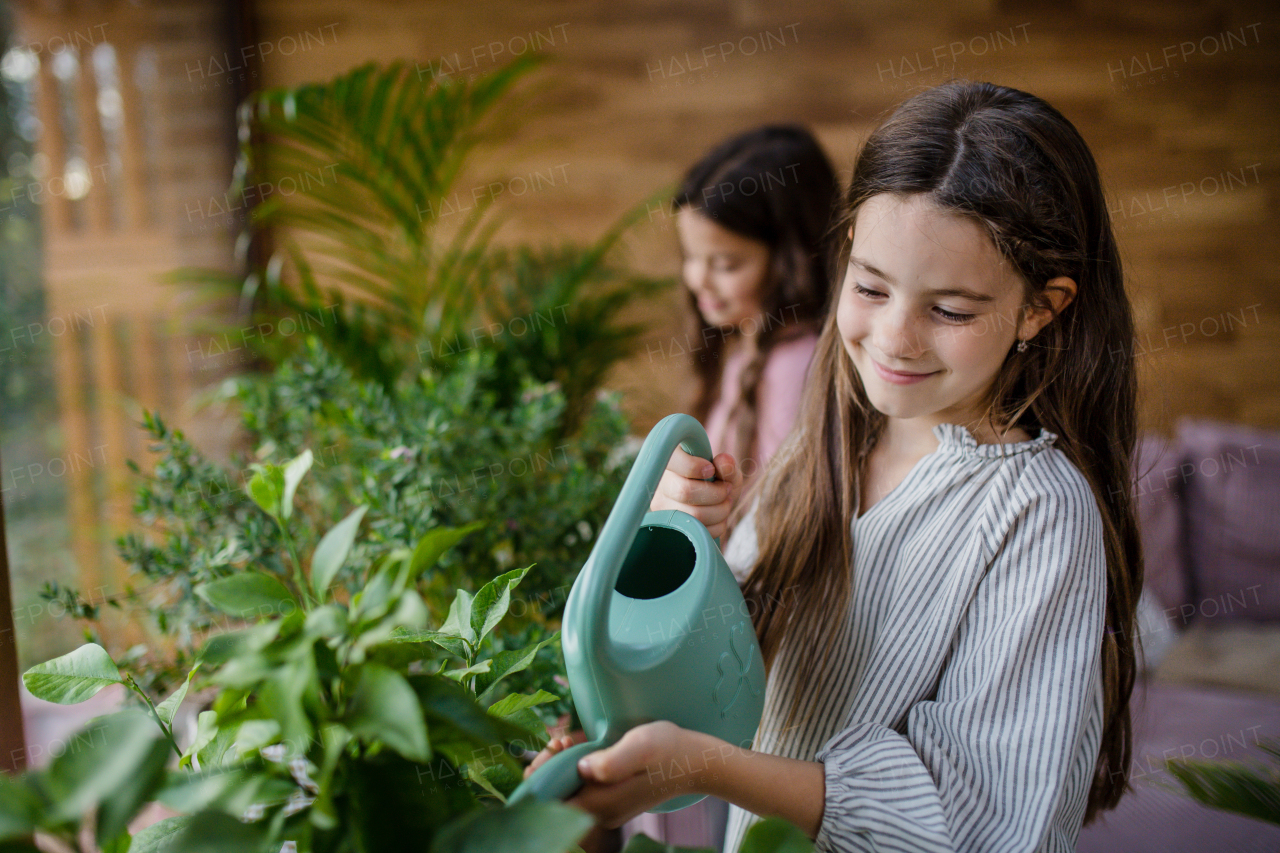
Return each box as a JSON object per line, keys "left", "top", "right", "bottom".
{"left": 0, "top": 448, "right": 28, "bottom": 774}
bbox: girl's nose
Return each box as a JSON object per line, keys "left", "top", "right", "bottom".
{"left": 685, "top": 259, "right": 710, "bottom": 292}
{"left": 872, "top": 308, "right": 926, "bottom": 360}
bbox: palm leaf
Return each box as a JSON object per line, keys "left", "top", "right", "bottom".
{"left": 1167, "top": 755, "right": 1280, "bottom": 826}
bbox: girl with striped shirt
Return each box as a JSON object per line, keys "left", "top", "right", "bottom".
{"left": 529, "top": 81, "right": 1142, "bottom": 852}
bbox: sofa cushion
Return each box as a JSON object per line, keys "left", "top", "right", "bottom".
{"left": 1177, "top": 420, "right": 1280, "bottom": 624}
{"left": 1078, "top": 679, "right": 1280, "bottom": 853}
{"left": 1134, "top": 434, "right": 1191, "bottom": 615}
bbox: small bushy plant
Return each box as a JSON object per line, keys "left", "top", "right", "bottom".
{"left": 85, "top": 339, "right": 635, "bottom": 703}
{"left": 5, "top": 450, "right": 591, "bottom": 852}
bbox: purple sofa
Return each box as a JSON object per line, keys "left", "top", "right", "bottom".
{"left": 1078, "top": 419, "right": 1280, "bottom": 853}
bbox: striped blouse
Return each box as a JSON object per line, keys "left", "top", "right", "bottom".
{"left": 720, "top": 422, "right": 1107, "bottom": 853}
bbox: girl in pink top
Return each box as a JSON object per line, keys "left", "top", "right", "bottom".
{"left": 628, "top": 124, "right": 840, "bottom": 850}
{"left": 675, "top": 125, "right": 840, "bottom": 531}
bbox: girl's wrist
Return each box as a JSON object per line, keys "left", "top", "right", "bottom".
{"left": 681, "top": 728, "right": 740, "bottom": 797}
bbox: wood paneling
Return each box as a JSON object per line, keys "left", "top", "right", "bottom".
{"left": 249, "top": 0, "right": 1280, "bottom": 436}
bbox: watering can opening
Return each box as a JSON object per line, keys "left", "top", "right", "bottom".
{"left": 614, "top": 525, "right": 696, "bottom": 600}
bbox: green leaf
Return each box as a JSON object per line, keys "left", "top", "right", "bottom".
{"left": 45, "top": 712, "right": 171, "bottom": 838}
{"left": 280, "top": 448, "right": 314, "bottom": 519}
{"left": 180, "top": 710, "right": 217, "bottom": 769}
{"left": 169, "top": 810, "right": 269, "bottom": 852}
{"left": 430, "top": 799, "right": 593, "bottom": 853}
{"left": 155, "top": 663, "right": 200, "bottom": 727}
{"left": 348, "top": 751, "right": 477, "bottom": 852}
{"left": 100, "top": 834, "right": 133, "bottom": 853}
{"left": 195, "top": 572, "right": 297, "bottom": 619}
{"left": 439, "top": 589, "right": 476, "bottom": 645}
{"left": 388, "top": 627, "right": 469, "bottom": 660}
{"left": 311, "top": 504, "right": 368, "bottom": 600}
{"left": 246, "top": 464, "right": 285, "bottom": 519}
{"left": 409, "top": 675, "right": 529, "bottom": 750}
{"left": 470, "top": 567, "right": 529, "bottom": 643}
{"left": 0, "top": 774, "right": 41, "bottom": 842}
{"left": 496, "top": 706, "right": 548, "bottom": 741}
{"left": 346, "top": 663, "right": 431, "bottom": 762}
{"left": 622, "top": 835, "right": 713, "bottom": 853}
{"left": 21, "top": 643, "right": 122, "bottom": 704}
{"left": 232, "top": 719, "right": 281, "bottom": 757}
{"left": 128, "top": 815, "right": 192, "bottom": 853}
{"left": 486, "top": 690, "right": 557, "bottom": 718}
{"left": 444, "top": 659, "right": 491, "bottom": 682}
{"left": 475, "top": 633, "right": 558, "bottom": 705}
{"left": 198, "top": 628, "right": 258, "bottom": 665}
{"left": 1167, "top": 758, "right": 1280, "bottom": 826}
{"left": 157, "top": 767, "right": 276, "bottom": 816}
{"left": 738, "top": 817, "right": 816, "bottom": 853}
{"left": 408, "top": 522, "right": 484, "bottom": 580}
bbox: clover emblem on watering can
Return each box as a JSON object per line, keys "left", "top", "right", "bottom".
{"left": 508, "top": 413, "right": 766, "bottom": 812}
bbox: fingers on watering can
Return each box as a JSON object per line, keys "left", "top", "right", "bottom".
{"left": 713, "top": 453, "right": 741, "bottom": 489}
{"left": 525, "top": 735, "right": 579, "bottom": 777}
{"left": 668, "top": 444, "right": 718, "bottom": 480}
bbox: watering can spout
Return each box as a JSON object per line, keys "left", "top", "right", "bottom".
{"left": 571, "top": 414, "right": 719, "bottom": 670}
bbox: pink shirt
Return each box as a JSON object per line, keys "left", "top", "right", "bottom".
{"left": 703, "top": 333, "right": 818, "bottom": 475}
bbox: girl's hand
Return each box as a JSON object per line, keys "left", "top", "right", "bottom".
{"left": 651, "top": 447, "right": 742, "bottom": 540}
{"left": 523, "top": 730, "right": 587, "bottom": 778}
{"left": 567, "top": 721, "right": 717, "bottom": 829}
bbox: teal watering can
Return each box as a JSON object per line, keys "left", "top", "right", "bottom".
{"left": 507, "top": 413, "right": 766, "bottom": 811}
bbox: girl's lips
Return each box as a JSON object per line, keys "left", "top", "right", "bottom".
{"left": 871, "top": 359, "right": 938, "bottom": 385}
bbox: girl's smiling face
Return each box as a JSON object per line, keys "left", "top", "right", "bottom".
{"left": 836, "top": 193, "right": 1031, "bottom": 431}
{"left": 676, "top": 207, "right": 770, "bottom": 329}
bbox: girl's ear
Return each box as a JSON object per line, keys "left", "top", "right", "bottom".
{"left": 1021, "top": 276, "right": 1077, "bottom": 339}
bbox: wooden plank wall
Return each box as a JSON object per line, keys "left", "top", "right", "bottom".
{"left": 251, "top": 0, "right": 1280, "bottom": 436}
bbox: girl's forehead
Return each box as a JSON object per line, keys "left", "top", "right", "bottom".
{"left": 676, "top": 207, "right": 766, "bottom": 253}
{"left": 850, "top": 194, "right": 1020, "bottom": 295}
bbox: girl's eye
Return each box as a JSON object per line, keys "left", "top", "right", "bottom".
{"left": 934, "top": 307, "right": 976, "bottom": 324}
{"left": 853, "top": 282, "right": 975, "bottom": 323}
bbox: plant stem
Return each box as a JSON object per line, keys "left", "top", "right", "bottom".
{"left": 276, "top": 515, "right": 314, "bottom": 609}
{"left": 124, "top": 674, "right": 182, "bottom": 758}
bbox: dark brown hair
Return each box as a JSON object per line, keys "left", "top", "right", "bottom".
{"left": 675, "top": 125, "right": 839, "bottom": 493}
{"left": 735, "top": 81, "right": 1142, "bottom": 824}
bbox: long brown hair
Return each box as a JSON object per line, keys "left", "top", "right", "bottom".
{"left": 735, "top": 81, "right": 1142, "bottom": 824}
{"left": 675, "top": 125, "right": 839, "bottom": 487}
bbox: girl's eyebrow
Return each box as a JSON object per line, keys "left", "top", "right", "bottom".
{"left": 849, "top": 257, "right": 996, "bottom": 304}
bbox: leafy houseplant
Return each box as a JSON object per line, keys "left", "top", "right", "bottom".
{"left": 184, "top": 56, "right": 669, "bottom": 436}
{"left": 85, "top": 340, "right": 633, "bottom": 704}
{"left": 4, "top": 450, "right": 592, "bottom": 852}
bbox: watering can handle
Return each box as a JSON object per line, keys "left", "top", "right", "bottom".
{"left": 582, "top": 413, "right": 718, "bottom": 667}
{"left": 507, "top": 738, "right": 603, "bottom": 805}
